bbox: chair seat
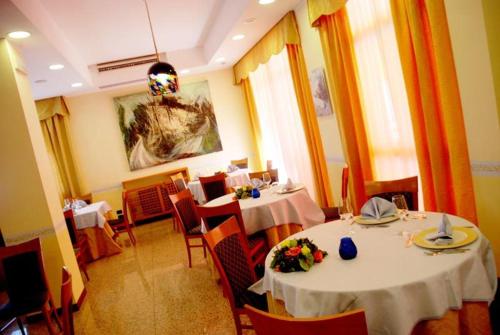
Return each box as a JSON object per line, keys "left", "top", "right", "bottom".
{"left": 0, "top": 291, "right": 49, "bottom": 318}
{"left": 187, "top": 225, "right": 203, "bottom": 235}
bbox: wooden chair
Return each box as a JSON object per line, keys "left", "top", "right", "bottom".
{"left": 321, "top": 166, "right": 349, "bottom": 222}
{"left": 364, "top": 176, "right": 419, "bottom": 210}
{"left": 0, "top": 238, "right": 62, "bottom": 335}
{"left": 107, "top": 192, "right": 136, "bottom": 245}
{"left": 199, "top": 173, "right": 228, "bottom": 202}
{"left": 244, "top": 304, "right": 368, "bottom": 335}
{"left": 342, "top": 165, "right": 349, "bottom": 200}
{"left": 171, "top": 172, "right": 187, "bottom": 192}
{"left": 204, "top": 217, "right": 267, "bottom": 335}
{"left": 60, "top": 267, "right": 74, "bottom": 335}
{"left": 169, "top": 189, "right": 207, "bottom": 267}
{"left": 63, "top": 210, "right": 90, "bottom": 280}
{"left": 248, "top": 169, "right": 279, "bottom": 183}
{"left": 231, "top": 158, "right": 248, "bottom": 169}
{"left": 197, "top": 201, "right": 267, "bottom": 269}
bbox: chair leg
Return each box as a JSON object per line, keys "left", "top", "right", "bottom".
{"left": 202, "top": 239, "right": 207, "bottom": 258}
{"left": 41, "top": 301, "right": 59, "bottom": 335}
{"left": 186, "top": 239, "right": 192, "bottom": 268}
{"left": 16, "top": 317, "right": 26, "bottom": 335}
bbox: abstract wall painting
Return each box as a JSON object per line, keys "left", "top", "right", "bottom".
{"left": 114, "top": 80, "right": 223, "bottom": 171}
{"left": 309, "top": 67, "right": 333, "bottom": 117}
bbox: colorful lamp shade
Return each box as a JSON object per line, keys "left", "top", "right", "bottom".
{"left": 147, "top": 61, "right": 179, "bottom": 96}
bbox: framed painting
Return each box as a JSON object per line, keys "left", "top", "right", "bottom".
{"left": 309, "top": 67, "right": 333, "bottom": 117}
{"left": 114, "top": 80, "right": 223, "bottom": 170}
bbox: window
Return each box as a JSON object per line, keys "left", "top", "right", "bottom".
{"left": 249, "top": 49, "right": 315, "bottom": 195}
{"left": 347, "top": 0, "right": 419, "bottom": 182}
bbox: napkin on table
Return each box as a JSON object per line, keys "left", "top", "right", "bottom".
{"left": 251, "top": 178, "right": 264, "bottom": 188}
{"left": 284, "top": 178, "right": 294, "bottom": 191}
{"left": 426, "top": 214, "right": 454, "bottom": 245}
{"left": 360, "top": 197, "right": 397, "bottom": 220}
{"left": 227, "top": 164, "right": 239, "bottom": 173}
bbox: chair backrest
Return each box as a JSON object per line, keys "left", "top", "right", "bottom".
{"left": 169, "top": 189, "right": 202, "bottom": 235}
{"left": 244, "top": 304, "right": 368, "bottom": 335}
{"left": 231, "top": 158, "right": 248, "bottom": 169}
{"left": 197, "top": 201, "right": 246, "bottom": 233}
{"left": 364, "top": 176, "right": 418, "bottom": 210}
{"left": 199, "top": 173, "right": 227, "bottom": 202}
{"left": 248, "top": 169, "right": 279, "bottom": 183}
{"left": 63, "top": 209, "right": 79, "bottom": 246}
{"left": 61, "top": 267, "right": 74, "bottom": 335}
{"left": 0, "top": 238, "right": 49, "bottom": 301}
{"left": 171, "top": 172, "right": 187, "bottom": 192}
{"left": 342, "top": 165, "right": 349, "bottom": 201}
{"left": 203, "top": 217, "right": 258, "bottom": 310}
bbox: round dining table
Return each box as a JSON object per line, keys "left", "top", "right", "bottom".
{"left": 203, "top": 186, "right": 325, "bottom": 246}
{"left": 188, "top": 169, "right": 251, "bottom": 204}
{"left": 254, "top": 212, "right": 496, "bottom": 335}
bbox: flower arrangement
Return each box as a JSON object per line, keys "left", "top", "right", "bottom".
{"left": 234, "top": 185, "right": 253, "bottom": 199}
{"left": 270, "top": 238, "right": 328, "bottom": 272}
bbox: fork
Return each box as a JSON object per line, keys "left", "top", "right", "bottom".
{"left": 424, "top": 248, "right": 470, "bottom": 256}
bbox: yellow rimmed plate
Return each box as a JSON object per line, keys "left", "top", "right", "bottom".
{"left": 353, "top": 214, "right": 400, "bottom": 225}
{"left": 414, "top": 226, "right": 478, "bottom": 250}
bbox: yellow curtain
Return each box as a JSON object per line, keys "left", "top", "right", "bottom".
{"left": 311, "top": 3, "right": 373, "bottom": 212}
{"left": 235, "top": 11, "right": 334, "bottom": 207}
{"left": 308, "top": 0, "right": 348, "bottom": 26}
{"left": 241, "top": 79, "right": 264, "bottom": 171}
{"left": 36, "top": 97, "right": 81, "bottom": 200}
{"left": 287, "top": 44, "right": 333, "bottom": 207}
{"left": 234, "top": 12, "right": 300, "bottom": 84}
{"left": 390, "top": 0, "right": 477, "bottom": 223}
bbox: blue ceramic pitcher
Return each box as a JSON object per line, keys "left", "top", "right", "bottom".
{"left": 251, "top": 188, "right": 261, "bottom": 199}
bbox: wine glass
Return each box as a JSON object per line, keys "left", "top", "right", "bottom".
{"left": 392, "top": 194, "right": 409, "bottom": 220}
{"left": 338, "top": 197, "right": 353, "bottom": 222}
{"left": 262, "top": 172, "right": 272, "bottom": 189}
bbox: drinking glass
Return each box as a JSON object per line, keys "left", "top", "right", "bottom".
{"left": 262, "top": 172, "right": 272, "bottom": 188}
{"left": 338, "top": 197, "right": 353, "bottom": 222}
{"left": 392, "top": 194, "right": 409, "bottom": 220}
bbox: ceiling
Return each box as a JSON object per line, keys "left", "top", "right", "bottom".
{"left": 0, "top": 0, "right": 302, "bottom": 100}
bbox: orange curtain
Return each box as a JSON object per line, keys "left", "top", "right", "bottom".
{"left": 390, "top": 0, "right": 477, "bottom": 223}
{"left": 313, "top": 7, "right": 373, "bottom": 212}
{"left": 287, "top": 44, "right": 333, "bottom": 207}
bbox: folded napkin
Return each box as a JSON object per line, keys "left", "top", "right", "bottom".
{"left": 71, "top": 199, "right": 88, "bottom": 210}
{"left": 227, "top": 164, "right": 239, "bottom": 173}
{"left": 360, "top": 197, "right": 397, "bottom": 220}
{"left": 284, "top": 178, "right": 294, "bottom": 191}
{"left": 251, "top": 178, "right": 264, "bottom": 188}
{"left": 426, "top": 214, "right": 454, "bottom": 245}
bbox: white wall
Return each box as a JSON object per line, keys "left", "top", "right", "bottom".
{"left": 65, "top": 69, "right": 256, "bottom": 208}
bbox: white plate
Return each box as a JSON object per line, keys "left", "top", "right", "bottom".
{"left": 276, "top": 185, "right": 304, "bottom": 194}
{"left": 353, "top": 214, "right": 400, "bottom": 225}
{"left": 414, "top": 227, "right": 478, "bottom": 249}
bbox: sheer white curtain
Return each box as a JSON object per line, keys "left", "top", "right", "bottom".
{"left": 249, "top": 49, "right": 315, "bottom": 196}
{"left": 347, "top": 0, "right": 419, "bottom": 181}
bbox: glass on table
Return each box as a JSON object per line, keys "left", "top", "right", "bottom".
{"left": 338, "top": 197, "right": 353, "bottom": 222}
{"left": 262, "top": 172, "right": 272, "bottom": 188}
{"left": 392, "top": 194, "right": 409, "bottom": 220}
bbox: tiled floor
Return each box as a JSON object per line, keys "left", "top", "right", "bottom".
{"left": 10, "top": 218, "right": 239, "bottom": 334}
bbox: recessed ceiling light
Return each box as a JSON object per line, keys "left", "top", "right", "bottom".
{"left": 215, "top": 57, "right": 226, "bottom": 64}
{"left": 34, "top": 79, "right": 47, "bottom": 84}
{"left": 8, "top": 31, "right": 31, "bottom": 39}
{"left": 49, "top": 64, "right": 64, "bottom": 70}
{"left": 180, "top": 69, "right": 190, "bottom": 74}
{"left": 244, "top": 17, "right": 256, "bottom": 24}
{"left": 232, "top": 34, "right": 245, "bottom": 41}
{"left": 71, "top": 82, "right": 83, "bottom": 88}
{"left": 258, "top": 0, "right": 275, "bottom": 4}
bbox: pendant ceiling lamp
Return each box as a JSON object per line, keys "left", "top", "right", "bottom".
{"left": 144, "top": 0, "right": 179, "bottom": 96}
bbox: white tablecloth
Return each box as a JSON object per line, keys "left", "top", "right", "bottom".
{"left": 188, "top": 169, "right": 251, "bottom": 204}
{"left": 203, "top": 186, "right": 325, "bottom": 235}
{"left": 73, "top": 201, "right": 112, "bottom": 229}
{"left": 255, "top": 212, "right": 497, "bottom": 334}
